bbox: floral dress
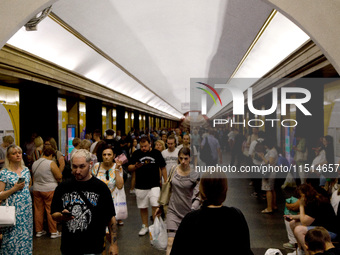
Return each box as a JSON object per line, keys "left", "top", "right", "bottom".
{"left": 92, "top": 163, "right": 123, "bottom": 232}
{"left": 92, "top": 162, "right": 121, "bottom": 199}
{"left": 0, "top": 167, "right": 33, "bottom": 255}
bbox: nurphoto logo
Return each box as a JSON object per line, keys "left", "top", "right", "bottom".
{"left": 193, "top": 78, "right": 312, "bottom": 128}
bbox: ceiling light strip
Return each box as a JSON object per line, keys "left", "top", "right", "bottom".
{"left": 48, "top": 12, "right": 182, "bottom": 118}
{"left": 228, "top": 9, "right": 277, "bottom": 82}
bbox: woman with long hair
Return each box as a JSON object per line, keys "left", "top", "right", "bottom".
{"left": 284, "top": 183, "right": 337, "bottom": 255}
{"left": 157, "top": 147, "right": 200, "bottom": 255}
{"left": 0, "top": 145, "right": 33, "bottom": 254}
{"left": 33, "top": 136, "right": 44, "bottom": 162}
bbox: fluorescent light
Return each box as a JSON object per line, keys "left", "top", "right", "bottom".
{"left": 208, "top": 11, "right": 310, "bottom": 118}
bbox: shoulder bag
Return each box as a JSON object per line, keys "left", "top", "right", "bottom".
{"left": 158, "top": 165, "right": 176, "bottom": 206}
{"left": 94, "top": 162, "right": 102, "bottom": 177}
{"left": 0, "top": 196, "right": 16, "bottom": 227}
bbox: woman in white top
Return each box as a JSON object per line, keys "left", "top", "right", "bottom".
{"left": 32, "top": 146, "right": 62, "bottom": 238}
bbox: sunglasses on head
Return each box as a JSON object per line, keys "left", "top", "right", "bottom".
{"left": 7, "top": 144, "right": 17, "bottom": 152}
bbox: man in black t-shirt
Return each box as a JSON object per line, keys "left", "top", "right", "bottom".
{"left": 128, "top": 137, "right": 167, "bottom": 236}
{"left": 51, "top": 149, "right": 118, "bottom": 255}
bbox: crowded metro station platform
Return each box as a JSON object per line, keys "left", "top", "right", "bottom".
{"left": 1, "top": 0, "right": 340, "bottom": 254}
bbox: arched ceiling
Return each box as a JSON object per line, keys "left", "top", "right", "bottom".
{"left": 5, "top": 0, "right": 309, "bottom": 119}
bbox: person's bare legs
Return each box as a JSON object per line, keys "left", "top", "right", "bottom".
{"left": 294, "top": 225, "right": 308, "bottom": 252}
{"left": 266, "top": 190, "right": 273, "bottom": 211}
{"left": 140, "top": 208, "right": 149, "bottom": 227}
{"left": 166, "top": 237, "right": 174, "bottom": 255}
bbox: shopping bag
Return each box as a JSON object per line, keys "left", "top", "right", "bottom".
{"left": 264, "top": 248, "right": 283, "bottom": 255}
{"left": 113, "top": 186, "right": 128, "bottom": 220}
{"left": 0, "top": 199, "right": 16, "bottom": 227}
{"left": 149, "top": 217, "right": 167, "bottom": 250}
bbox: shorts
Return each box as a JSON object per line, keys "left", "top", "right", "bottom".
{"left": 261, "top": 174, "right": 275, "bottom": 191}
{"left": 135, "top": 187, "right": 160, "bottom": 208}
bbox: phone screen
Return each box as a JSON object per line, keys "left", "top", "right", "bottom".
{"left": 285, "top": 216, "right": 292, "bottom": 222}
{"left": 17, "top": 177, "right": 25, "bottom": 184}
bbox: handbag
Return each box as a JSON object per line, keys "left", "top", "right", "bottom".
{"left": 158, "top": 165, "right": 176, "bottom": 206}
{"left": 0, "top": 198, "right": 16, "bottom": 227}
{"left": 114, "top": 186, "right": 128, "bottom": 220}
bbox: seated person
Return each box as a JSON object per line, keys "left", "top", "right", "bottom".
{"left": 285, "top": 184, "right": 338, "bottom": 255}
{"left": 305, "top": 227, "right": 340, "bottom": 255}
{"left": 170, "top": 172, "right": 253, "bottom": 255}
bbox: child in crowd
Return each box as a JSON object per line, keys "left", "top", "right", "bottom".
{"left": 305, "top": 227, "right": 340, "bottom": 255}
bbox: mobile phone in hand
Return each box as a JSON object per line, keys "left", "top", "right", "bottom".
{"left": 62, "top": 212, "right": 72, "bottom": 217}
{"left": 284, "top": 215, "right": 292, "bottom": 222}
{"left": 17, "top": 177, "right": 25, "bottom": 184}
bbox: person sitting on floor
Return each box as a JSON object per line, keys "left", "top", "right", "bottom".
{"left": 305, "top": 227, "right": 340, "bottom": 255}
{"left": 284, "top": 184, "right": 338, "bottom": 255}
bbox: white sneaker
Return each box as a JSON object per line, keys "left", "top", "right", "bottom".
{"left": 36, "top": 230, "right": 47, "bottom": 237}
{"left": 50, "top": 231, "right": 62, "bottom": 239}
{"left": 283, "top": 242, "right": 295, "bottom": 249}
{"left": 138, "top": 224, "right": 149, "bottom": 236}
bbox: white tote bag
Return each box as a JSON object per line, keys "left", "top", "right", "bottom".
{"left": 0, "top": 199, "right": 16, "bottom": 227}
{"left": 149, "top": 217, "right": 167, "bottom": 250}
{"left": 114, "top": 186, "right": 128, "bottom": 220}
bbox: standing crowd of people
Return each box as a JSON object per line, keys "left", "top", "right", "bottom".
{"left": 0, "top": 127, "right": 252, "bottom": 255}
{"left": 1, "top": 124, "right": 340, "bottom": 255}
{"left": 215, "top": 125, "right": 340, "bottom": 255}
